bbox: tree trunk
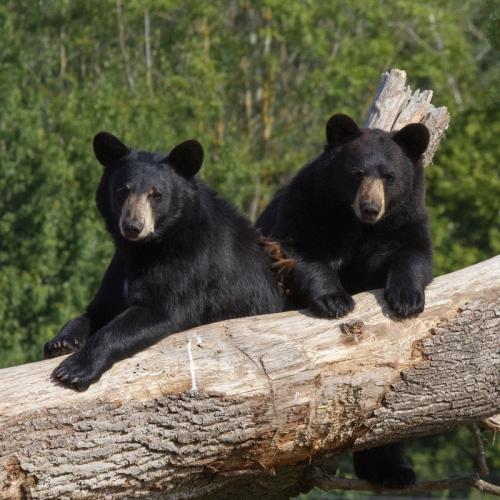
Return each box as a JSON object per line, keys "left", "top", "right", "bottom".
{"left": 1, "top": 256, "right": 499, "bottom": 499}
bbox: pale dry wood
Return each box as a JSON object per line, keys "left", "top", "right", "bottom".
{"left": 476, "top": 479, "right": 500, "bottom": 496}
{"left": 483, "top": 413, "right": 500, "bottom": 431}
{"left": 0, "top": 256, "right": 499, "bottom": 499}
{"left": 364, "top": 68, "right": 451, "bottom": 165}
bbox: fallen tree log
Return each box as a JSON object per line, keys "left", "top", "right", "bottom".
{"left": 0, "top": 255, "right": 499, "bottom": 499}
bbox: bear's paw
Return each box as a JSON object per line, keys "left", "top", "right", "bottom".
{"left": 309, "top": 291, "right": 355, "bottom": 319}
{"left": 384, "top": 286, "right": 425, "bottom": 318}
{"left": 51, "top": 348, "right": 103, "bottom": 391}
{"left": 44, "top": 316, "right": 90, "bottom": 359}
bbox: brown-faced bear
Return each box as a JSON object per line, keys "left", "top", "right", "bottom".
{"left": 257, "top": 114, "right": 433, "bottom": 488}
{"left": 44, "top": 132, "right": 284, "bottom": 390}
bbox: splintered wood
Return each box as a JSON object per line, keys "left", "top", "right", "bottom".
{"left": 364, "top": 68, "right": 450, "bottom": 166}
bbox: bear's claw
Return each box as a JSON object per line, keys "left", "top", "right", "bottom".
{"left": 44, "top": 316, "right": 90, "bottom": 359}
{"left": 44, "top": 336, "right": 81, "bottom": 359}
{"left": 309, "top": 291, "right": 355, "bottom": 318}
{"left": 384, "top": 286, "right": 425, "bottom": 318}
{"left": 51, "top": 349, "right": 102, "bottom": 391}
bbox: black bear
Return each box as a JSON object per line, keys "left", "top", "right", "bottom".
{"left": 257, "top": 114, "right": 433, "bottom": 487}
{"left": 44, "top": 132, "right": 284, "bottom": 390}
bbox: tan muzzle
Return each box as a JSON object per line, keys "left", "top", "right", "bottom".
{"left": 352, "top": 176, "right": 385, "bottom": 224}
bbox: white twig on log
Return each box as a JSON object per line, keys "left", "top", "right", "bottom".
{"left": 0, "top": 256, "right": 499, "bottom": 499}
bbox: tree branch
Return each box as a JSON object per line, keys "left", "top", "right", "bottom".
{"left": 314, "top": 471, "right": 500, "bottom": 497}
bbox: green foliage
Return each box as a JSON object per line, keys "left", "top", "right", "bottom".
{"left": 0, "top": 2, "right": 497, "bottom": 495}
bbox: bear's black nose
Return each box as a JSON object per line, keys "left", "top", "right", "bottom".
{"left": 360, "top": 202, "right": 380, "bottom": 219}
{"left": 122, "top": 220, "right": 144, "bottom": 239}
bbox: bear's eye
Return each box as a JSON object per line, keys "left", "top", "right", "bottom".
{"left": 352, "top": 169, "right": 365, "bottom": 179}
{"left": 384, "top": 173, "right": 396, "bottom": 183}
{"left": 115, "top": 186, "right": 130, "bottom": 203}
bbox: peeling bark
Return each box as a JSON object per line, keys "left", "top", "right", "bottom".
{"left": 0, "top": 256, "right": 499, "bottom": 499}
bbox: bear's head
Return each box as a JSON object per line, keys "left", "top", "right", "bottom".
{"left": 93, "top": 132, "right": 204, "bottom": 243}
{"left": 321, "top": 114, "right": 430, "bottom": 224}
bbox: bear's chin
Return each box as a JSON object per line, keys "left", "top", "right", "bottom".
{"left": 359, "top": 215, "right": 381, "bottom": 224}
{"left": 355, "top": 212, "right": 384, "bottom": 225}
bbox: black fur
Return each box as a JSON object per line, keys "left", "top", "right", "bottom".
{"left": 44, "top": 133, "right": 284, "bottom": 390}
{"left": 257, "top": 114, "right": 433, "bottom": 487}
{"left": 353, "top": 442, "right": 417, "bottom": 489}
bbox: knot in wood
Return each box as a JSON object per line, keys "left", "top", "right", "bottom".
{"left": 340, "top": 320, "right": 364, "bottom": 343}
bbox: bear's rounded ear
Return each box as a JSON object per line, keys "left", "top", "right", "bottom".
{"left": 326, "top": 114, "right": 361, "bottom": 146}
{"left": 392, "top": 123, "right": 430, "bottom": 159}
{"left": 166, "top": 139, "right": 204, "bottom": 179}
{"left": 93, "top": 132, "right": 130, "bottom": 167}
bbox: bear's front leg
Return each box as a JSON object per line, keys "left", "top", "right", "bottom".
{"left": 44, "top": 316, "right": 91, "bottom": 359}
{"left": 52, "top": 306, "right": 176, "bottom": 391}
{"left": 45, "top": 253, "right": 127, "bottom": 360}
{"left": 384, "top": 248, "right": 432, "bottom": 318}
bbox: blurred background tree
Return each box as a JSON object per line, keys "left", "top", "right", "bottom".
{"left": 0, "top": 0, "right": 498, "bottom": 496}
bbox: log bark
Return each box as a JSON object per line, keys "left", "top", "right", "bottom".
{"left": 0, "top": 256, "right": 499, "bottom": 499}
